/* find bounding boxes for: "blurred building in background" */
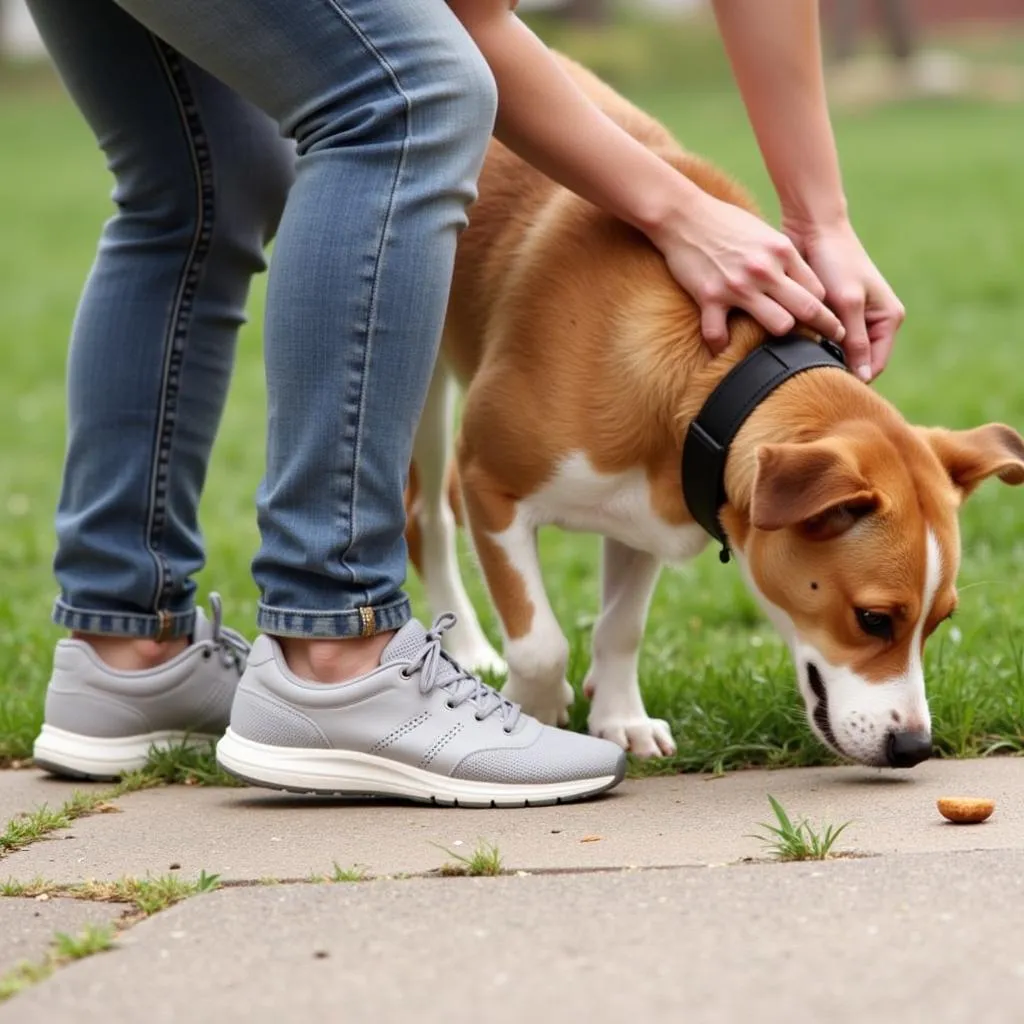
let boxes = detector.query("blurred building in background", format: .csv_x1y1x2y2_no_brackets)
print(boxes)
4,0,1023,108
516,0,1024,25
4,0,1024,58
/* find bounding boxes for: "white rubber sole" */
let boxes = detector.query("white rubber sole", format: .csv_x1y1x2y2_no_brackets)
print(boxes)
33,724,219,780
216,729,625,808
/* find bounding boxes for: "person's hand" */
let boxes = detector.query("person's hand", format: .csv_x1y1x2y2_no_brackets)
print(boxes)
649,189,846,356
784,218,905,382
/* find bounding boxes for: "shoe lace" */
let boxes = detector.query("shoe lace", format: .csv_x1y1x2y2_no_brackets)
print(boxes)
399,613,520,733
204,592,251,672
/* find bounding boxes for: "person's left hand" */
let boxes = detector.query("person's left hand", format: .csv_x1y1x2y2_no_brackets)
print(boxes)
783,218,905,383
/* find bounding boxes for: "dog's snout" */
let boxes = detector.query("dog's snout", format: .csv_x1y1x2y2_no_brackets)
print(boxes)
886,729,933,769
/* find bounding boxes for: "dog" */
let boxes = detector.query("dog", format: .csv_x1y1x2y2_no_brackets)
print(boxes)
403,54,1024,769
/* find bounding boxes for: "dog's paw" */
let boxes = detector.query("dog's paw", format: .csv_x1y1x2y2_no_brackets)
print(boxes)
447,640,507,679
588,713,676,758
501,675,574,727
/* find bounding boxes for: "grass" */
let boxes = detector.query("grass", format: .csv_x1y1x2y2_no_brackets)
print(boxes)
0,870,221,914
0,959,52,1003
73,870,222,915
307,862,370,884
51,922,116,960
0,922,116,1004
0,868,217,1005
434,841,506,877
0,876,59,897
749,795,853,862
0,772,158,857
1,29,1023,778
327,862,369,883
140,742,243,788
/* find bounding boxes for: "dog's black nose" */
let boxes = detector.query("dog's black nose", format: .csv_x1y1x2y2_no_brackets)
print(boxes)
886,730,933,768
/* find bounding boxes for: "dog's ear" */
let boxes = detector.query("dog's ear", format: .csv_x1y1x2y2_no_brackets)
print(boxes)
751,439,883,536
920,424,1024,497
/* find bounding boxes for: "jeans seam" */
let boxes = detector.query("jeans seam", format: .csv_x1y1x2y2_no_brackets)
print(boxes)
320,0,412,609
145,38,216,623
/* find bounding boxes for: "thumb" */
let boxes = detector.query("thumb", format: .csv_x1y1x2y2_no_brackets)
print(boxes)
844,328,873,384
834,292,871,382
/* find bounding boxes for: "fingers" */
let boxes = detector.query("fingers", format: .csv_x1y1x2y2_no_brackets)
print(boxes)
780,246,827,303
766,275,845,343
830,287,871,381
742,292,797,337
700,301,731,354
698,262,844,354
700,288,802,352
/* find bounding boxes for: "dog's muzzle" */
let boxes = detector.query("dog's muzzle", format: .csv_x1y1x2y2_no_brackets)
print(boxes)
807,663,933,768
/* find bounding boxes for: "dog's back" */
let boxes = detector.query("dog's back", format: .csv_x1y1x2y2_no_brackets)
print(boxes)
442,54,761,395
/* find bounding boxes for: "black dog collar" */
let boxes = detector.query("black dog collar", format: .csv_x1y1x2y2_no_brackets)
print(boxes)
681,334,849,564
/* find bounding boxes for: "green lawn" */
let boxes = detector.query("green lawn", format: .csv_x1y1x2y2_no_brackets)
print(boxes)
0,61,1022,774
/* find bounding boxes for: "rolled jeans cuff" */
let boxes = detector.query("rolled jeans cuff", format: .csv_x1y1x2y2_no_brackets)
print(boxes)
256,594,412,639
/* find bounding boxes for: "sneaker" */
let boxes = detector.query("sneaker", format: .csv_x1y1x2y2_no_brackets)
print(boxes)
216,614,627,808
33,594,250,780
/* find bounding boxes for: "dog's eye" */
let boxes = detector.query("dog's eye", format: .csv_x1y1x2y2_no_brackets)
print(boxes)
855,608,894,641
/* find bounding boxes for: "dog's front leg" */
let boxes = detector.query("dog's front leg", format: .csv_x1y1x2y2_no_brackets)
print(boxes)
458,465,574,726
584,539,676,757
411,364,506,676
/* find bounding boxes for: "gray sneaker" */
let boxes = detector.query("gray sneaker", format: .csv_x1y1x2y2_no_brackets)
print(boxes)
216,614,626,808
33,594,249,780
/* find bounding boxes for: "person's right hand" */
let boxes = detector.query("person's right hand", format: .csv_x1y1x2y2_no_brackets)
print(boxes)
648,189,846,355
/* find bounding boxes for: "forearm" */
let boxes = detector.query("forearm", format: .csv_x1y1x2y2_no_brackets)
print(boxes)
711,0,848,230
449,3,702,241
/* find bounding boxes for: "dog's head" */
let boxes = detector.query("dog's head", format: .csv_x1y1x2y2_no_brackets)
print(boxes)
731,419,1024,768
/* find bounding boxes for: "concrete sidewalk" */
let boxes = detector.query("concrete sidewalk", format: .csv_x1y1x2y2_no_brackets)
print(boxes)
5,849,1024,1024
4,757,1020,882
1,756,1021,1021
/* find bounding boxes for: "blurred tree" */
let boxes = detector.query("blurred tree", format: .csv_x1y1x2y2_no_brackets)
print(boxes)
560,0,610,25
827,0,918,65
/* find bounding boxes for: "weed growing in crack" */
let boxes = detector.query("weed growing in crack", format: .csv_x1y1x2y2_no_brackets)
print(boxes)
52,922,116,961
434,841,504,877
749,795,852,861
0,876,58,898
73,870,221,916
0,923,116,1004
0,771,159,859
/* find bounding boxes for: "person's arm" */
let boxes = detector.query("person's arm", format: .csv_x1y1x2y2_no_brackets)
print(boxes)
447,0,844,353
711,0,905,379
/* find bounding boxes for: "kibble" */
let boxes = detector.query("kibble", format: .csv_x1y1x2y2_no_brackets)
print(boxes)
937,796,995,824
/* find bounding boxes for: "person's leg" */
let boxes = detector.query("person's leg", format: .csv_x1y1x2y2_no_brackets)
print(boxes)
29,0,292,777
38,0,627,800
29,0,294,649
107,0,497,678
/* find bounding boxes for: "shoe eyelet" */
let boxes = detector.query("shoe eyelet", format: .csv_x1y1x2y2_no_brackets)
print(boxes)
202,649,212,660
399,668,413,680
502,726,513,735
445,700,456,710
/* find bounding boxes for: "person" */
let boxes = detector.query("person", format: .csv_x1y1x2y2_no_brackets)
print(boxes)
28,0,904,805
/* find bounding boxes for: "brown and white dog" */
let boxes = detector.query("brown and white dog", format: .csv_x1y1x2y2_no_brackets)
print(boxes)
404,55,1024,769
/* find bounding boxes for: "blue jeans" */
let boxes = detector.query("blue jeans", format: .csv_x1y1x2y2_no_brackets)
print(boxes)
27,0,497,640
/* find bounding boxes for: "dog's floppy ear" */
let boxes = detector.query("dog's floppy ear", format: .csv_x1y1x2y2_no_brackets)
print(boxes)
920,424,1024,497
751,439,883,535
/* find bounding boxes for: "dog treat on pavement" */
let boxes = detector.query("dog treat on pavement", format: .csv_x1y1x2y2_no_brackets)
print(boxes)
936,797,995,824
